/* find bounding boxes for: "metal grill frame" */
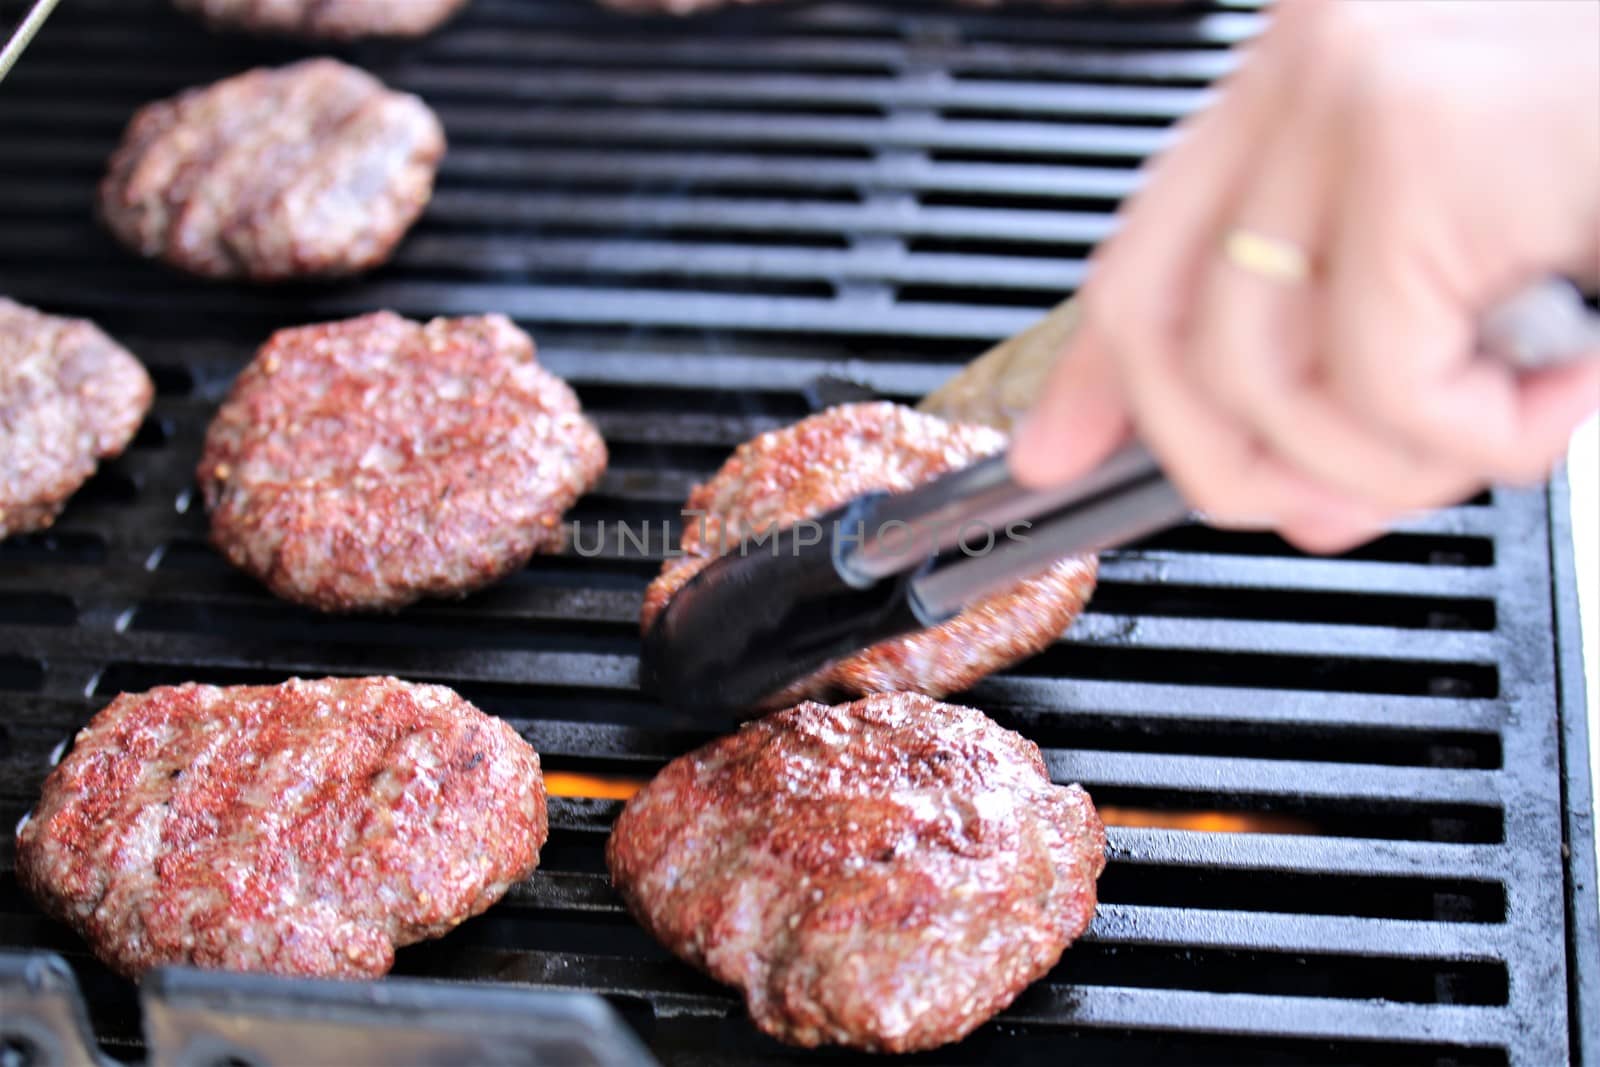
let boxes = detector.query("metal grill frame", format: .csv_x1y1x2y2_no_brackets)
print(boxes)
0,1,1595,1063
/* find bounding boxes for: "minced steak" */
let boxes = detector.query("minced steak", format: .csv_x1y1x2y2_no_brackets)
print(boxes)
174,0,470,37
17,676,546,980
100,59,444,282
607,693,1105,1052
641,402,1097,708
199,311,606,612
0,298,153,540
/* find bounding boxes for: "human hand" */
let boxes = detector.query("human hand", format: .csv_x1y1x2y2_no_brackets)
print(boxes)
1010,0,1600,552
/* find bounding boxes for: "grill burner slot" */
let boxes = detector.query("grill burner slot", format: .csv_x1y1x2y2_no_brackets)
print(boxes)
0,658,44,692
1088,789,1502,845
0,594,75,628
1099,865,1506,925
66,469,139,508
638,1020,1512,1067
986,716,1502,770
0,533,107,565
1011,645,1499,699
1130,527,1495,566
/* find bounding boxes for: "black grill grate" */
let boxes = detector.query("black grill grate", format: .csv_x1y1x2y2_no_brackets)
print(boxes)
0,1,1593,1064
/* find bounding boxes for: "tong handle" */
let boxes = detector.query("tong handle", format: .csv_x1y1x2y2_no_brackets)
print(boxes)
916,298,1081,432
1479,278,1600,370
906,458,1185,623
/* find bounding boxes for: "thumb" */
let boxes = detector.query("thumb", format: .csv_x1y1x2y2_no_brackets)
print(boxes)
1501,356,1600,483
1010,323,1132,488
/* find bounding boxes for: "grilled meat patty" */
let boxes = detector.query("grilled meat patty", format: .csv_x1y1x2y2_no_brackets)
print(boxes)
641,402,1097,707
100,59,444,281
199,311,607,612
18,676,547,980
0,298,153,540
607,693,1106,1052
174,0,470,37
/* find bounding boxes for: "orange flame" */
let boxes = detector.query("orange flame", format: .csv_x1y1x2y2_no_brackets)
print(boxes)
545,771,644,801
544,772,1313,834
1096,806,1313,835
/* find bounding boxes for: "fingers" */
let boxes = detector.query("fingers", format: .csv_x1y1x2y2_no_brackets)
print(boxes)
1094,0,1322,290
1507,358,1600,482
1104,283,1386,536
1319,60,1599,487
1009,325,1130,488
1019,0,1599,558
1013,0,1318,489
1183,39,1476,515
1322,240,1597,489
1278,513,1391,556
1083,0,1389,534
1011,296,1372,531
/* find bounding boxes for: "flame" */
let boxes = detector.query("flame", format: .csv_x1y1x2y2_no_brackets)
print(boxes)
545,771,644,801
544,772,1313,834
1096,806,1313,835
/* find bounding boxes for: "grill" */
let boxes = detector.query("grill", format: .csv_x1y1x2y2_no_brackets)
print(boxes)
1,0,1595,1063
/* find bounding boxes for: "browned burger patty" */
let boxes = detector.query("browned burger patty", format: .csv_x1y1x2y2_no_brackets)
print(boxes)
641,402,1097,707
0,298,153,540
174,0,470,38
199,311,607,612
607,693,1105,1052
18,676,547,980
100,59,444,282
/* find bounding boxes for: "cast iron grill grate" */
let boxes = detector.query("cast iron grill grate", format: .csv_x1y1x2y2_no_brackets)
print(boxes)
0,1,1593,1064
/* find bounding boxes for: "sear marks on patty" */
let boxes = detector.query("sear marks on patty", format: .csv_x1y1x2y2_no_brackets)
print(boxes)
199,311,607,612
17,676,547,980
174,0,470,38
641,402,1097,708
0,298,153,540
100,59,444,282
607,693,1106,1052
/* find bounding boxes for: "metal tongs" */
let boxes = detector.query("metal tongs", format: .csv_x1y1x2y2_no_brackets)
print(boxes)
641,278,1600,714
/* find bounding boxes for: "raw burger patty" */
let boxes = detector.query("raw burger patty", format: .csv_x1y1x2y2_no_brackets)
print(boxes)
174,0,470,37
608,693,1106,1052
100,59,444,281
641,402,1097,707
199,311,607,612
18,676,547,980
0,298,153,540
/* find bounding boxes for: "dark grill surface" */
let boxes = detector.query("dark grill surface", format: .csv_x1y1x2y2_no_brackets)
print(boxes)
0,1,1593,1064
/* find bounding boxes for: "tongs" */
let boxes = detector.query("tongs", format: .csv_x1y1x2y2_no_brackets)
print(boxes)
642,278,1600,714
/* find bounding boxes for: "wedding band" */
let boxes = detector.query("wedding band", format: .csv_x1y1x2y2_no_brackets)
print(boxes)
1222,229,1310,283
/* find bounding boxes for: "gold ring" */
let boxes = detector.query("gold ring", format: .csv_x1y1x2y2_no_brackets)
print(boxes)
1222,229,1310,283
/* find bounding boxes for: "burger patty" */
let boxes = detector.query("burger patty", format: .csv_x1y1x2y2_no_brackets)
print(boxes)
607,693,1106,1052
17,676,547,980
173,0,470,37
199,311,607,612
100,59,444,282
641,402,1097,707
0,298,153,540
